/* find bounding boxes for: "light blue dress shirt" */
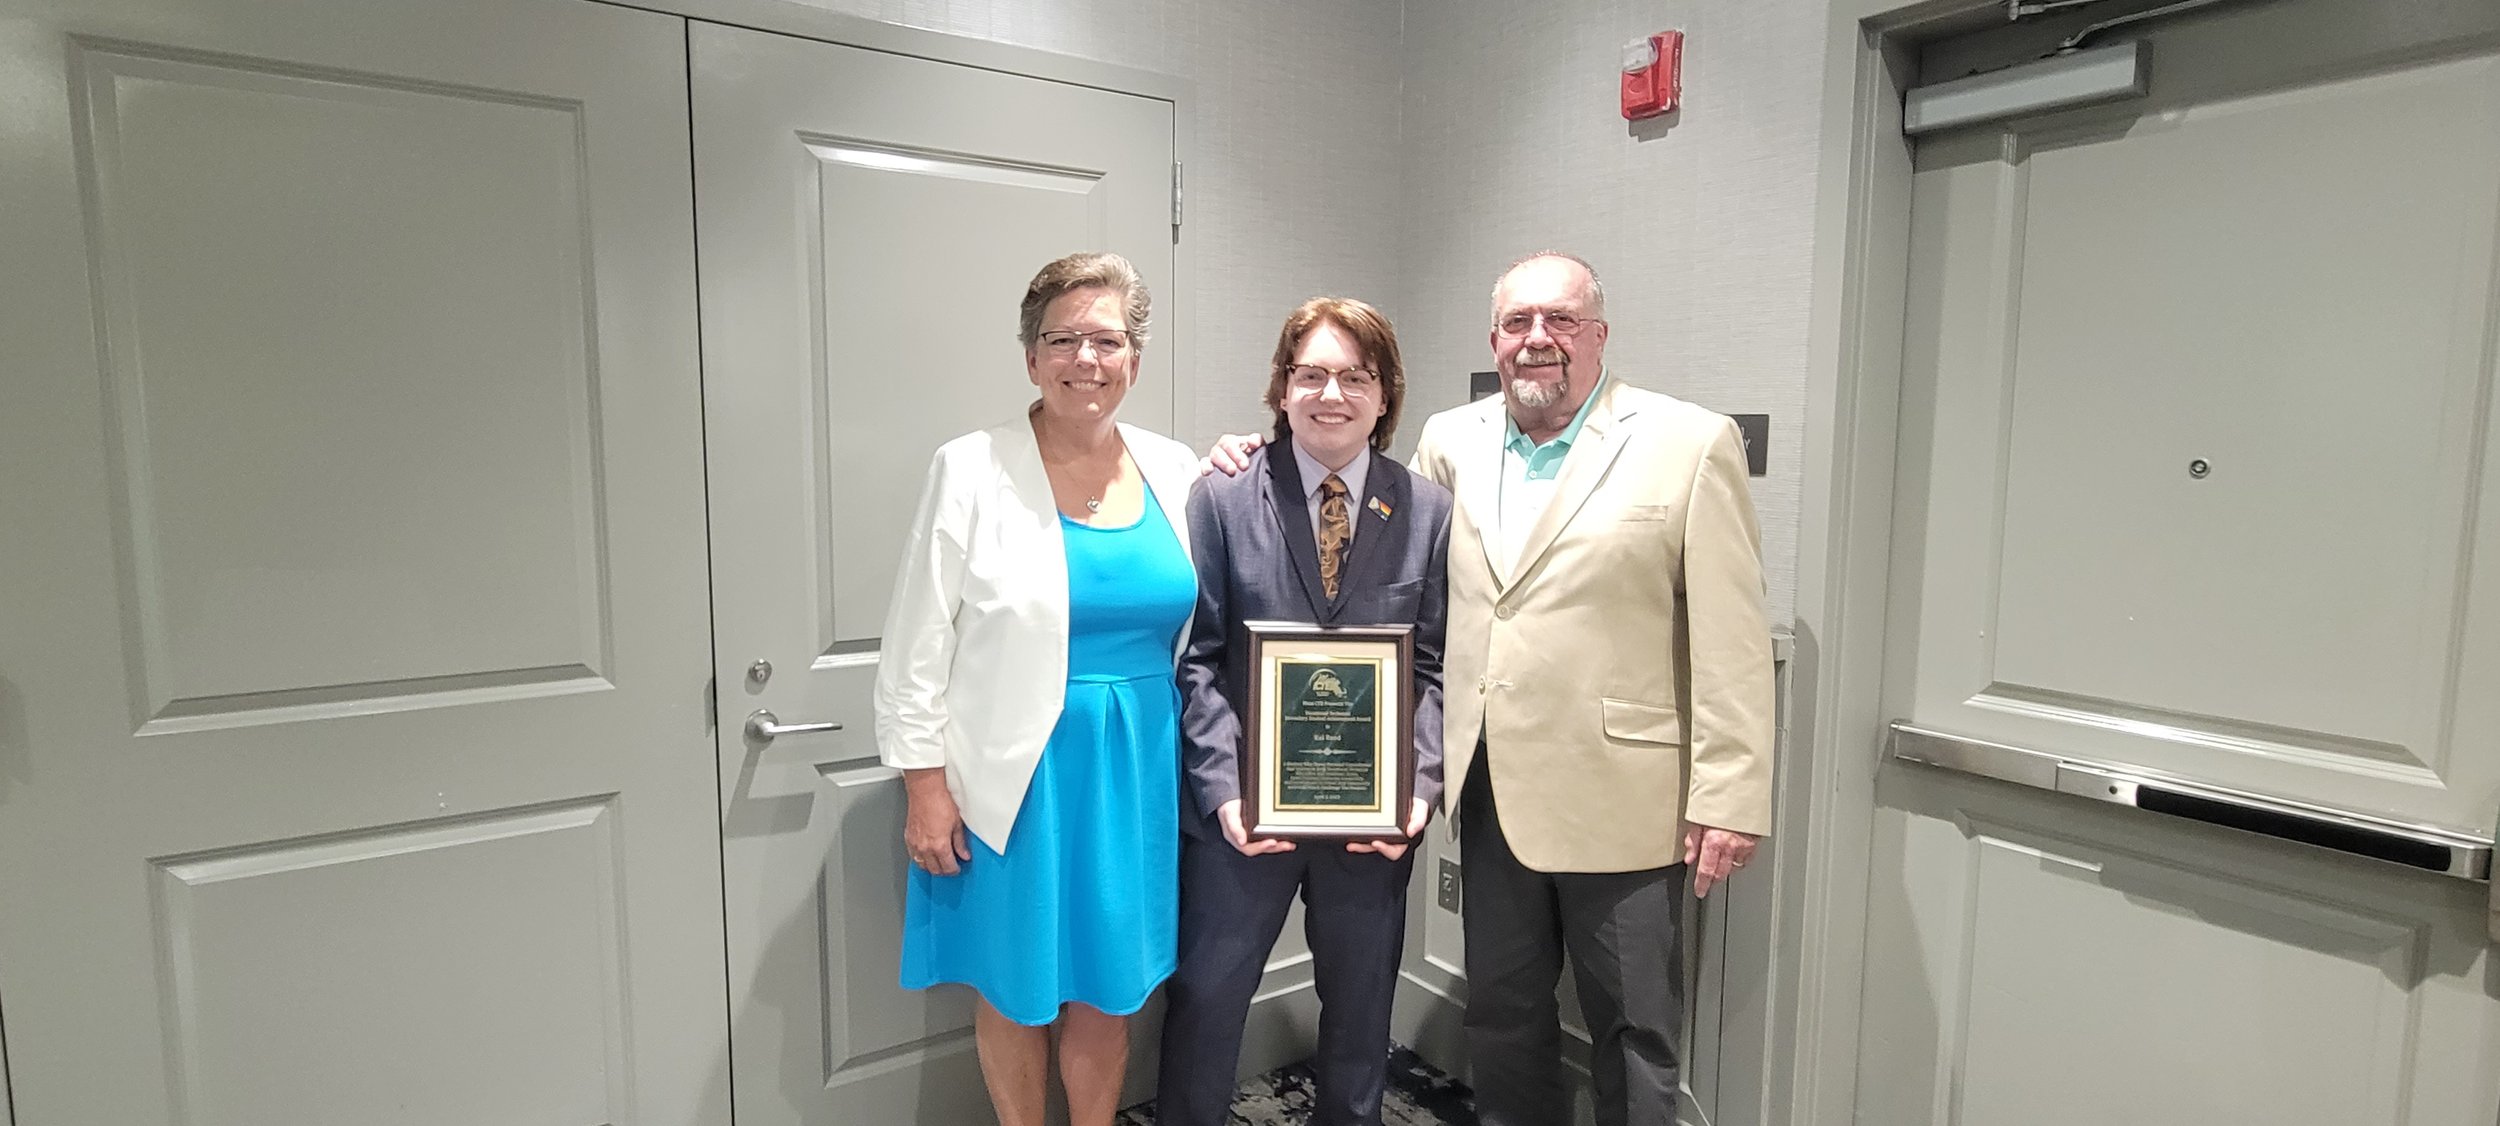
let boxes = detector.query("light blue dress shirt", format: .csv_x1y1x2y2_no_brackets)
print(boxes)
1290,437,1371,547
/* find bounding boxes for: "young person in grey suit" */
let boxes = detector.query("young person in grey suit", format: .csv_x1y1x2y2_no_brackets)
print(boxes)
1156,297,1453,1126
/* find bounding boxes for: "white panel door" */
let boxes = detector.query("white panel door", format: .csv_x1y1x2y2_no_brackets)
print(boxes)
0,1,726,1124
1859,1,2500,1122
690,21,1177,1124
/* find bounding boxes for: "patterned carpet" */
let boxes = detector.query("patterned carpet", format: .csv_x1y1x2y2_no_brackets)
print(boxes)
1116,1045,1479,1126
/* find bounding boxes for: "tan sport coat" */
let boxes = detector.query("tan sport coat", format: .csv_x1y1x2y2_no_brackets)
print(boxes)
1410,377,1775,873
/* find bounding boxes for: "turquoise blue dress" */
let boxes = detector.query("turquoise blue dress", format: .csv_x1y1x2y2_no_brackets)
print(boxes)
897,490,1195,1025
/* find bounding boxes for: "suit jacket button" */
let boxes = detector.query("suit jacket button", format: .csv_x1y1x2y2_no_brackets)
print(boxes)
1476,676,1488,694
1495,605,1515,620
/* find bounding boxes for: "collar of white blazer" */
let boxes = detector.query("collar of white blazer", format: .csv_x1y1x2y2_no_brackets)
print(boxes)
871,417,1201,855
1459,377,1639,590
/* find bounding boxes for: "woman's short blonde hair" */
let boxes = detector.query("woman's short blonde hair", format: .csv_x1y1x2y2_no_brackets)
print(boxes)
1018,252,1152,353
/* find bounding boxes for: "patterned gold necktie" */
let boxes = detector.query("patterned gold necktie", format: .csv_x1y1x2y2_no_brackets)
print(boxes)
1318,474,1351,600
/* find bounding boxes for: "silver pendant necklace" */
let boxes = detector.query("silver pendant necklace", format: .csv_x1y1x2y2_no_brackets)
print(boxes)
1084,496,1102,513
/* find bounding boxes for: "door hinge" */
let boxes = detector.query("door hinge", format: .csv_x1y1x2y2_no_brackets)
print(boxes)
1171,161,1184,228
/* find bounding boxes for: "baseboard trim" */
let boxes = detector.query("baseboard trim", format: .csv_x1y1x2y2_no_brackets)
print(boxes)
1389,969,1466,1084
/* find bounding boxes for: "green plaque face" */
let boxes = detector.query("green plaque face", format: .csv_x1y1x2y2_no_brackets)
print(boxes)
1274,659,1383,811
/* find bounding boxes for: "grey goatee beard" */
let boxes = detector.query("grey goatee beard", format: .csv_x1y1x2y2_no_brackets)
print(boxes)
1508,350,1569,409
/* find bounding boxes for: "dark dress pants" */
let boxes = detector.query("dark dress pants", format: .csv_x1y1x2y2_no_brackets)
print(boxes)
1157,816,1416,1126
1459,760,1685,1126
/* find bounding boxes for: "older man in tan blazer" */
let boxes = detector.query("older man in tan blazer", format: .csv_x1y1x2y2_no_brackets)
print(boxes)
1408,252,1774,1126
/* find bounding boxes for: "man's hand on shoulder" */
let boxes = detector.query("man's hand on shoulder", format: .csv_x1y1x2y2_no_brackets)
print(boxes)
1200,433,1263,477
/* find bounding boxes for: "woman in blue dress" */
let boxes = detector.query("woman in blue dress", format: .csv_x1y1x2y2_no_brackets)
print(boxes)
874,252,1201,1126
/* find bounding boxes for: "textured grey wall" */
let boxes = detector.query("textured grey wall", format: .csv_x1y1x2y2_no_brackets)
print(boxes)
784,0,1824,621
778,0,1408,456
1396,1,1824,623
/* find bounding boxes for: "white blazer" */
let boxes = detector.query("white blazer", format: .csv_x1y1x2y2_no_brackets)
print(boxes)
874,414,1200,853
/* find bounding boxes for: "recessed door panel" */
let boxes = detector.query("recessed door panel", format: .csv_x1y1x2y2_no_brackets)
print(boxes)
153,802,625,1126
808,144,1112,649
77,46,611,729
1855,773,2487,1126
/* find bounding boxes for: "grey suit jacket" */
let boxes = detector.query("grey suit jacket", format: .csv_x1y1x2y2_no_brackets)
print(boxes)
1177,444,1453,841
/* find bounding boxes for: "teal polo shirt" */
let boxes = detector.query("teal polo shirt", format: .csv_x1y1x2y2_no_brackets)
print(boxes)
1496,372,1607,575
1501,370,1608,483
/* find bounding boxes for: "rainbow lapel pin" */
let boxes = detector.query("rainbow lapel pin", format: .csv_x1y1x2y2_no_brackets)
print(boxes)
1367,496,1393,521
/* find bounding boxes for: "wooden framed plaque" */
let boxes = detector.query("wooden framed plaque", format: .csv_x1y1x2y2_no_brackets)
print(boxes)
1241,620,1416,840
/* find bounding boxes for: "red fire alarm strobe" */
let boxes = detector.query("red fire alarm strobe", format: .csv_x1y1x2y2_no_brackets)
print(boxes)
1622,30,1683,120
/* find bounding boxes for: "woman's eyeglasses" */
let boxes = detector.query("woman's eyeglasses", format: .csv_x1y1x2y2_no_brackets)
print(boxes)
1037,330,1134,357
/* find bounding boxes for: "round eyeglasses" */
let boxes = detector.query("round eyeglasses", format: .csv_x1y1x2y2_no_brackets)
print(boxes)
1287,365,1381,396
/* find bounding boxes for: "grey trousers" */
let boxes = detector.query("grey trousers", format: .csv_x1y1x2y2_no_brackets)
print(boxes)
1459,761,1685,1126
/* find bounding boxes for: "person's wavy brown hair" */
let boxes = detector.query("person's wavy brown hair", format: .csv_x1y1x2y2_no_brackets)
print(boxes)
1262,297,1405,453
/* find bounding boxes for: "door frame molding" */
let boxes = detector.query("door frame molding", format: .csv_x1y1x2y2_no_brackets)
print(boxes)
597,0,1201,442
2,987,13,1126
1779,1,1995,1122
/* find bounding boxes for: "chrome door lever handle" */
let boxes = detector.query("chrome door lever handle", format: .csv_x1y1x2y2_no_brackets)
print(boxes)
744,709,843,742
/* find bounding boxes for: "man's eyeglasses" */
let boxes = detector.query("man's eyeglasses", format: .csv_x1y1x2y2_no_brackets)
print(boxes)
1287,365,1381,396
1494,310,1599,338
1038,330,1134,358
